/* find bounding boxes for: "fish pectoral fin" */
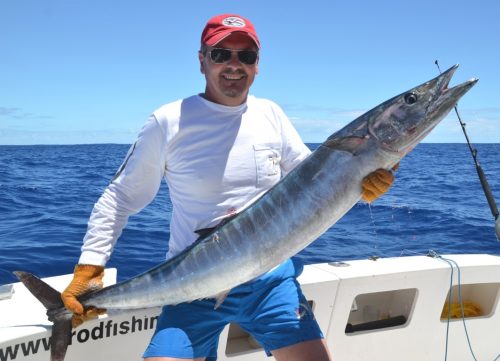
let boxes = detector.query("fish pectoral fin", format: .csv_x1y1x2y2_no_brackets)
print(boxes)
194,214,239,241
194,227,214,240
213,290,231,309
323,136,368,155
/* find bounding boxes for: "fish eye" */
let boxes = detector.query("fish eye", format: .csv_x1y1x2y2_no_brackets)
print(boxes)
404,92,418,105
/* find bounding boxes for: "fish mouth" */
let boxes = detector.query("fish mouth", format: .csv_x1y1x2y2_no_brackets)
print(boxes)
439,77,479,105
436,64,459,95
421,70,478,142
431,64,478,112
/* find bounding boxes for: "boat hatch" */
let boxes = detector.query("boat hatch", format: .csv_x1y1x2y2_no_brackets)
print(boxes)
440,282,500,320
345,288,417,334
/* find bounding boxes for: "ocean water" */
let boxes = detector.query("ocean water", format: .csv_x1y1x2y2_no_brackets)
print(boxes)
0,143,499,286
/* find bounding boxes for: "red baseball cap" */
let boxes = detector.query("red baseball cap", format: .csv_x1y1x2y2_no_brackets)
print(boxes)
201,14,260,49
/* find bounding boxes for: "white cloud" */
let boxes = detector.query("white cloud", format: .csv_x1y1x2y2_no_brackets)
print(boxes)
0,128,137,145
0,106,53,121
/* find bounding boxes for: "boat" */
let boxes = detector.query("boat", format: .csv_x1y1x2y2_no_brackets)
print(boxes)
1,253,499,360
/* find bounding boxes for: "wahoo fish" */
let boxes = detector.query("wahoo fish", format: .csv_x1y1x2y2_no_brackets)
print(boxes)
15,64,477,361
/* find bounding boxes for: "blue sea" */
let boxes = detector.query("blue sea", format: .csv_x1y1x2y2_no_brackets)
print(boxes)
1,143,499,286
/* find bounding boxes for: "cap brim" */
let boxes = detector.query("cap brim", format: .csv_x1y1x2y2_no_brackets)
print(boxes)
206,30,260,48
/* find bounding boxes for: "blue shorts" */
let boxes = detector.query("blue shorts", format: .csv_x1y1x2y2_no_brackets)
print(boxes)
143,258,323,360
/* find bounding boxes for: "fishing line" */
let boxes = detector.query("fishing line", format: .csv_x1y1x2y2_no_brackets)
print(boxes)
428,251,480,361
434,60,500,240
398,249,427,257
366,203,375,225
366,203,381,257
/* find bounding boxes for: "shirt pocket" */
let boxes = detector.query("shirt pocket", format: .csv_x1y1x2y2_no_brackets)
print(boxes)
253,143,282,187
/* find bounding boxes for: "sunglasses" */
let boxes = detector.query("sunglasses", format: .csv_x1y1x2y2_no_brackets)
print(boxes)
207,48,259,65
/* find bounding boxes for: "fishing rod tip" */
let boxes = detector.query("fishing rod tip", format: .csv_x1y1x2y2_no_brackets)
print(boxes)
495,217,500,241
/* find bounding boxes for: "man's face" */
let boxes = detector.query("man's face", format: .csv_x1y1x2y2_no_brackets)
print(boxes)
199,33,259,106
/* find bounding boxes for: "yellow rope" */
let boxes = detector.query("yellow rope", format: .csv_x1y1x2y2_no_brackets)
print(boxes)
441,301,483,319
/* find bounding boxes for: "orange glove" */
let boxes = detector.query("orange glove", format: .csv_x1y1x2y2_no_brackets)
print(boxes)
361,165,397,203
61,264,106,328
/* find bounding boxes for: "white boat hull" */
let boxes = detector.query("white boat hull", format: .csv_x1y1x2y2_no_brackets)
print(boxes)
1,254,499,360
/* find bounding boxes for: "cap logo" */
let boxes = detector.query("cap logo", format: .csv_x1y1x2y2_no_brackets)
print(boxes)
222,16,246,28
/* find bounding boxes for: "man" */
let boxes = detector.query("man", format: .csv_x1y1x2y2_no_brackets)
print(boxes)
62,14,394,361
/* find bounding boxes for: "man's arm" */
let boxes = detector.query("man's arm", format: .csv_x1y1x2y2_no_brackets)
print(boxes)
61,115,167,325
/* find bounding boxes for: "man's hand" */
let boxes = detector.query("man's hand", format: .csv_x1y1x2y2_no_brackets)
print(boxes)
61,264,107,328
361,165,398,203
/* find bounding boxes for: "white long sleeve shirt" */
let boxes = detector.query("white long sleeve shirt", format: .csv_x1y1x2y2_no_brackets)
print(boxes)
79,95,311,266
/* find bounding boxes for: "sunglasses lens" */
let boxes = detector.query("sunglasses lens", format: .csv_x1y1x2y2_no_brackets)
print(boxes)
238,51,258,65
209,48,258,65
210,49,231,63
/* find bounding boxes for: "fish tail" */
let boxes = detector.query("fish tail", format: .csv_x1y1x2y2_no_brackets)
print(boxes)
14,271,73,361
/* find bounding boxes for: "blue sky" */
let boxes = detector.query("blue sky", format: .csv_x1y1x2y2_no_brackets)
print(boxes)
1,0,499,145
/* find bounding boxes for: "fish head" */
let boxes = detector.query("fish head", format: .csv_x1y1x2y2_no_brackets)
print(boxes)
368,64,478,155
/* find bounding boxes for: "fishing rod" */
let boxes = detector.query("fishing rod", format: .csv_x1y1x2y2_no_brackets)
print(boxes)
434,60,500,240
